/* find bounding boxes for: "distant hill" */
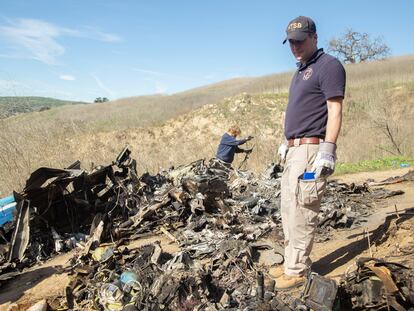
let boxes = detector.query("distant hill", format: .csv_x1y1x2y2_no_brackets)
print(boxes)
0,96,89,119
0,54,413,194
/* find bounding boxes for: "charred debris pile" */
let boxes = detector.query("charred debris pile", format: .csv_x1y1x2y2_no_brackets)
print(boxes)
0,147,412,310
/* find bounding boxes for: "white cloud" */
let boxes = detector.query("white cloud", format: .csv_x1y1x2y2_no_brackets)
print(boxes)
155,83,167,94
143,77,167,94
0,18,121,65
65,26,121,42
0,19,64,64
59,74,76,81
133,68,169,93
89,29,121,42
90,73,115,97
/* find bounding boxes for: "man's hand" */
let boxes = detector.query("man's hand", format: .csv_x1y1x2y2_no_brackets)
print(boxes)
277,143,288,162
311,142,336,178
244,148,253,154
246,135,254,141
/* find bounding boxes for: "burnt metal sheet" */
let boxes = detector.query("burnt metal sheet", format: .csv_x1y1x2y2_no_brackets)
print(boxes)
8,199,30,262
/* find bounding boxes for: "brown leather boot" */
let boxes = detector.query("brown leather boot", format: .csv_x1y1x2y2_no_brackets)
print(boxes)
268,265,284,279
275,274,305,291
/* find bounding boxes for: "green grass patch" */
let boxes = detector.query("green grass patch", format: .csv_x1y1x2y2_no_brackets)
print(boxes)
335,157,414,175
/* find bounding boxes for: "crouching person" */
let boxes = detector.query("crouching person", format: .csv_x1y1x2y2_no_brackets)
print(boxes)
215,125,253,167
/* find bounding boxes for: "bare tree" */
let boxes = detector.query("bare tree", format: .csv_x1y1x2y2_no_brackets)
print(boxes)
328,29,390,64
366,92,406,157
372,107,403,156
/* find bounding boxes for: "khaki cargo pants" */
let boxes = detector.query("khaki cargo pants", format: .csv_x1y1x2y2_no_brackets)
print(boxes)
281,143,326,276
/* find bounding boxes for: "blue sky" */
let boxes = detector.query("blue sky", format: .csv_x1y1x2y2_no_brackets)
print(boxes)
0,0,413,102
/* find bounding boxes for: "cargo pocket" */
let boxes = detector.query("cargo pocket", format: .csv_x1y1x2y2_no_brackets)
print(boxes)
296,176,326,207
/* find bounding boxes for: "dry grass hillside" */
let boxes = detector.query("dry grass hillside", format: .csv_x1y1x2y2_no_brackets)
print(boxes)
1,55,414,195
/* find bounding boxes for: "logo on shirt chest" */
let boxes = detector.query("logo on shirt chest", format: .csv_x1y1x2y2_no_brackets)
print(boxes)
303,67,313,80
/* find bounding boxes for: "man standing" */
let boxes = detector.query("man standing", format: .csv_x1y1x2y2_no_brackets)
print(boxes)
270,16,346,290
215,125,253,165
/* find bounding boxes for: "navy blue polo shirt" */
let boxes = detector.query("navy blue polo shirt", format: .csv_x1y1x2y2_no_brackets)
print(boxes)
284,48,346,140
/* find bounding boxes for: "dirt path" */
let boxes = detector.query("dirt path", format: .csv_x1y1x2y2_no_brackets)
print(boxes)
312,168,414,279
0,168,412,310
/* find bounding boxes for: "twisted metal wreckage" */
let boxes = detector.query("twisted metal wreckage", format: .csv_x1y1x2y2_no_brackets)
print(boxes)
0,147,413,310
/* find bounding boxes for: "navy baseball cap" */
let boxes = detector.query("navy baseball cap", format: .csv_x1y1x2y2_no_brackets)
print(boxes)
283,16,316,44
